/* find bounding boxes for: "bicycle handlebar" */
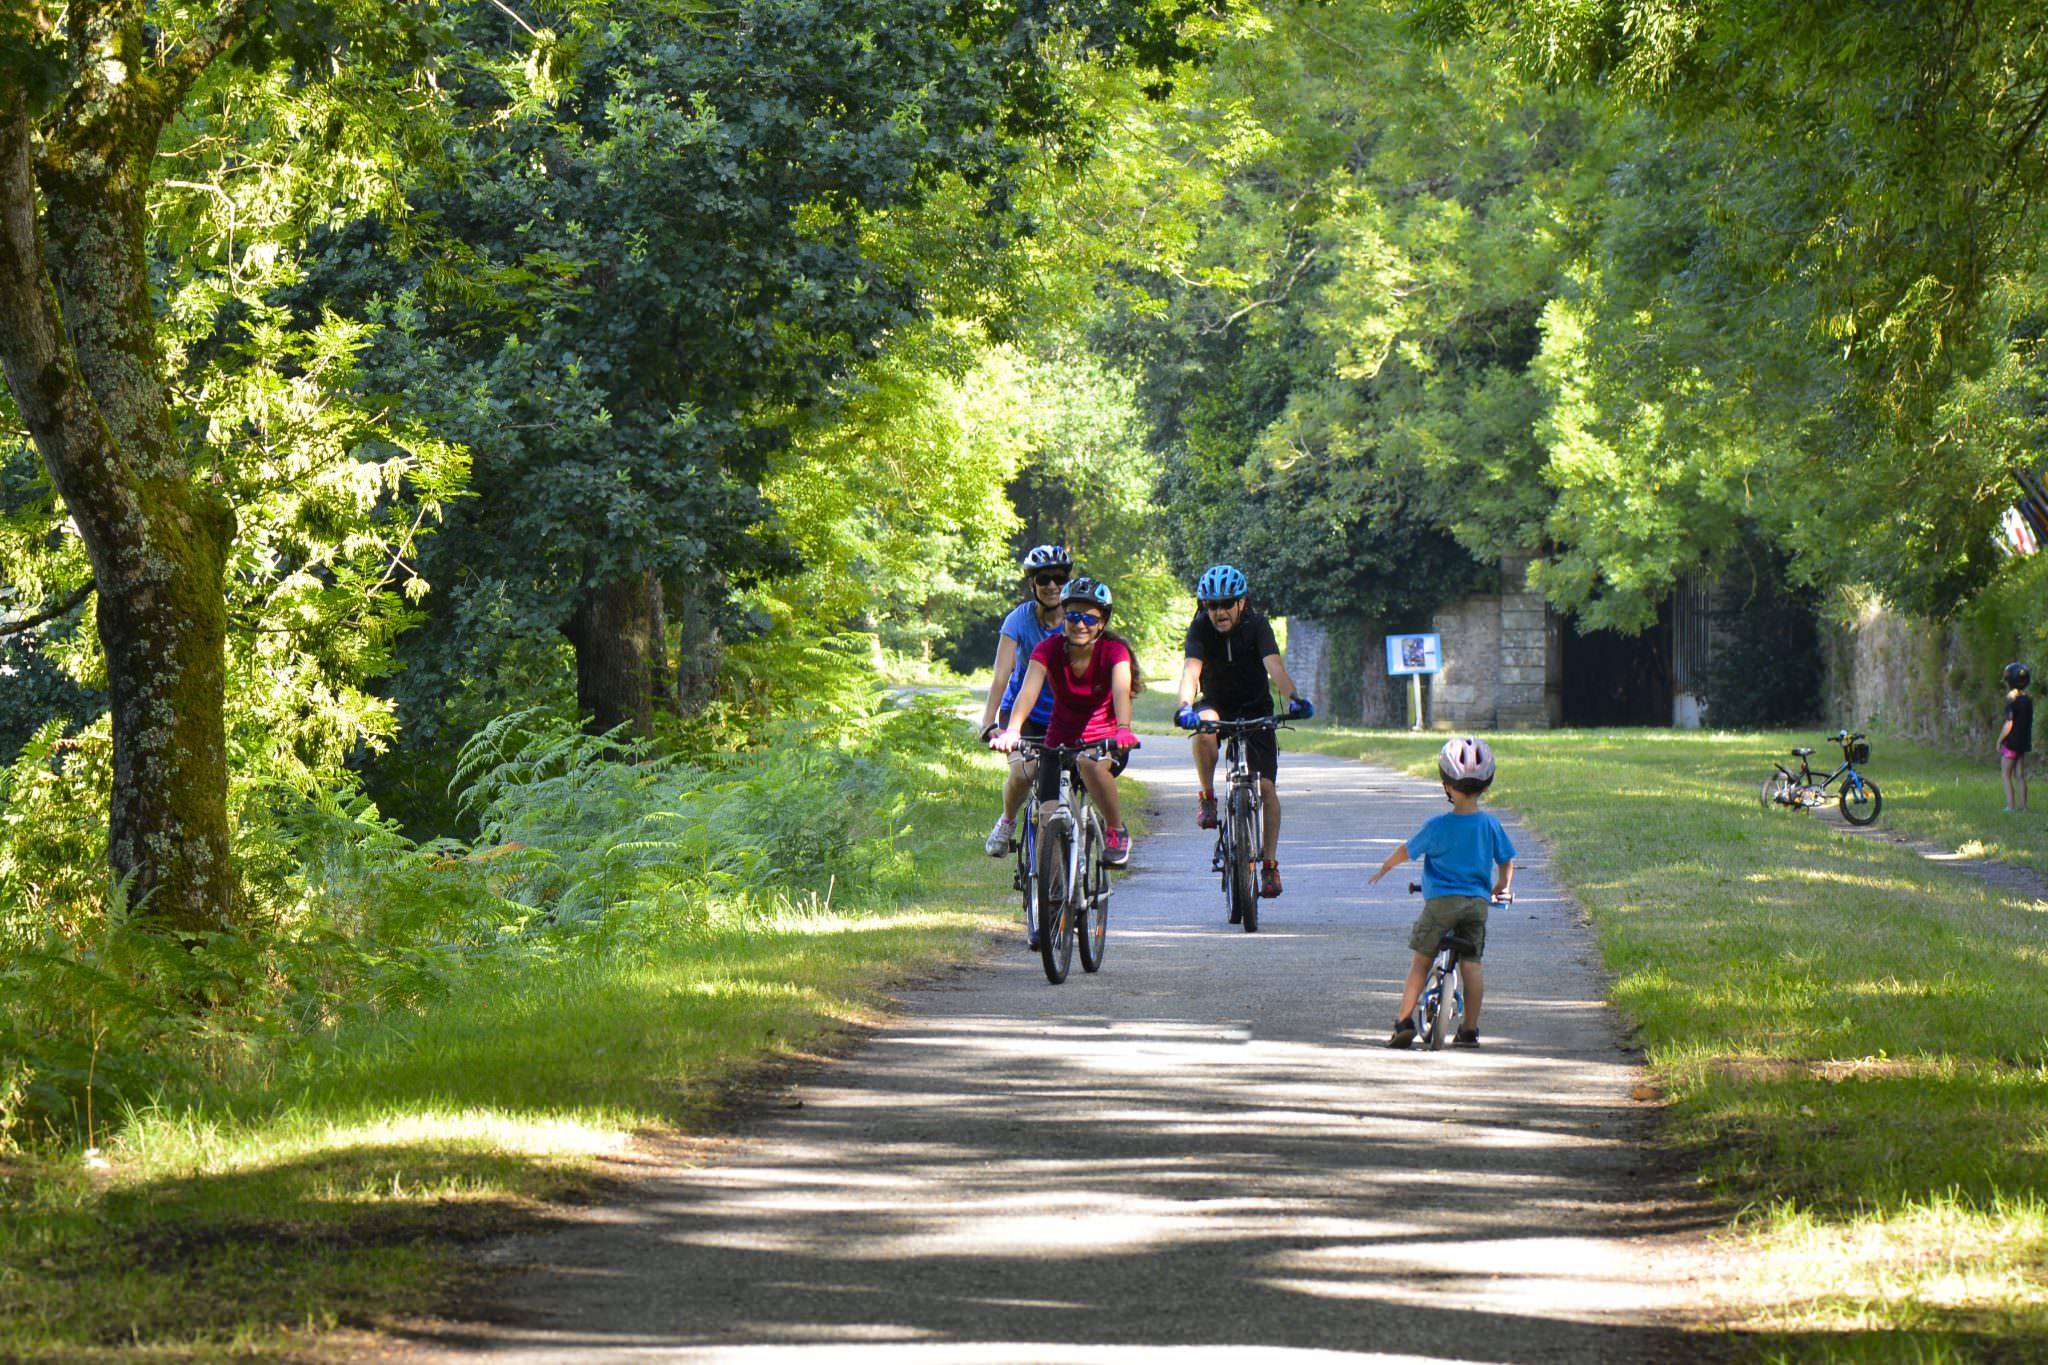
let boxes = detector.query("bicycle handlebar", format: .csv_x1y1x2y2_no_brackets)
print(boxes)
1192,716,1289,735
1406,880,1513,904
1006,738,1125,760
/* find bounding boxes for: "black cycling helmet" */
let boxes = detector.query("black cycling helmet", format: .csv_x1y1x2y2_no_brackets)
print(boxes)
2006,661,2031,690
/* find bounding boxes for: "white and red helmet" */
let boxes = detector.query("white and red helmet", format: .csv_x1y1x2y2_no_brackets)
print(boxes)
1438,735,1496,786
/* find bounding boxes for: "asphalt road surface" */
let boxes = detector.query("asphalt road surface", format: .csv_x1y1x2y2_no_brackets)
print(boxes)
401,741,1727,1364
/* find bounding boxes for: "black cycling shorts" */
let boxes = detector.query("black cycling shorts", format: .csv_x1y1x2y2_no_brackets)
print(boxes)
1202,704,1278,783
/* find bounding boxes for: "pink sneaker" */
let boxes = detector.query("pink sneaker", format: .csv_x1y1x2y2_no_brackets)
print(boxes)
1103,826,1131,867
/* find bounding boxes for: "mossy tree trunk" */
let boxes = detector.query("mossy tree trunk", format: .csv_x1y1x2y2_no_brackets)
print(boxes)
0,6,246,934
674,570,725,715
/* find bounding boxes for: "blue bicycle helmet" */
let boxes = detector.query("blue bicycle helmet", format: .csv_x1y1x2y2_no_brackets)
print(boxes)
1061,576,1113,613
1196,564,1248,602
2006,661,2031,690
1021,544,1072,572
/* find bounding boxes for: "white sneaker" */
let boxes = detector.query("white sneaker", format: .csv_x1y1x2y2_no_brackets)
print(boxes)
984,816,1014,857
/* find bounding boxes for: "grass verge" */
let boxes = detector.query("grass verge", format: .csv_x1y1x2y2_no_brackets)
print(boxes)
0,746,1023,1363
1289,722,2048,1359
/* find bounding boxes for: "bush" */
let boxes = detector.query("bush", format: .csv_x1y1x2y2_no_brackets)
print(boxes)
0,692,978,1149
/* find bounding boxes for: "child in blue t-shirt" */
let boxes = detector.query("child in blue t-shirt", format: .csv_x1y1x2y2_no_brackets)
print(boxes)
1367,736,1515,1048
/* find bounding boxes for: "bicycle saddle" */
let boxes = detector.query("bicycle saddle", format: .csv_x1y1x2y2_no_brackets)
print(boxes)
1790,747,1814,757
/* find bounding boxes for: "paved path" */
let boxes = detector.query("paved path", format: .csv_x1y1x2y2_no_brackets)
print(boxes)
400,744,1726,1363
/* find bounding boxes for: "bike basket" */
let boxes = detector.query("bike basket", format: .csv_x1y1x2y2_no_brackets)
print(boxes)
1849,741,1871,764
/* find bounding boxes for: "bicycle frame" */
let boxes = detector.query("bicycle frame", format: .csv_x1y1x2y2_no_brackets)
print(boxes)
1197,716,1284,932
1018,740,1113,981
1405,883,1503,1050
1771,740,1873,804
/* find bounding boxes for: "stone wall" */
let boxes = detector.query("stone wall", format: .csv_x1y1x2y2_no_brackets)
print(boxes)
1286,556,1562,731
1824,600,1985,748
1494,554,1559,728
1429,592,1498,728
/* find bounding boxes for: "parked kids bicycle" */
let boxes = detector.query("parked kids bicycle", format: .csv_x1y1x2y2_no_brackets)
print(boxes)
1760,730,1883,825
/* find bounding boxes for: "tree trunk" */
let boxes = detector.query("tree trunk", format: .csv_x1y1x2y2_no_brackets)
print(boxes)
647,577,675,717
564,572,659,740
675,570,726,715
0,71,238,934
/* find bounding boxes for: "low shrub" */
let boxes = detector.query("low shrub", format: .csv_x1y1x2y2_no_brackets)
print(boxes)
0,693,977,1150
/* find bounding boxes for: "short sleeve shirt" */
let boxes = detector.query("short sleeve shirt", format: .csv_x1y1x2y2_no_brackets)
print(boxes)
998,601,1061,725
2005,694,2034,755
1184,607,1282,716
1030,635,1134,746
1407,810,1516,901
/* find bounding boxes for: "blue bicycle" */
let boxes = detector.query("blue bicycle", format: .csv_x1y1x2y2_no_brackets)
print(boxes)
1760,730,1883,826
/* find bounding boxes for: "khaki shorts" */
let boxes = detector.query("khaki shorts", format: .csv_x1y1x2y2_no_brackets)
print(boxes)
1408,895,1489,960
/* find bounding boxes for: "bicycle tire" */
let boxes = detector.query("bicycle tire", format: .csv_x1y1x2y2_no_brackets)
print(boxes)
1038,820,1075,983
1424,957,1458,1050
1229,787,1258,933
1840,777,1883,826
1078,817,1108,973
1017,819,1037,949
1759,771,1792,810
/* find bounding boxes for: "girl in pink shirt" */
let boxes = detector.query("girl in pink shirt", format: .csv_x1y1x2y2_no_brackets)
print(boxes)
993,577,1139,865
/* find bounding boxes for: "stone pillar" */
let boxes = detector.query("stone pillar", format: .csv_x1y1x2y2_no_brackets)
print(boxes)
1496,554,1555,728
1284,616,1331,716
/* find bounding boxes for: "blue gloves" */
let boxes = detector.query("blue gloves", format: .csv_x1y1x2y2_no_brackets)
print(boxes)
1287,695,1315,720
1175,704,1200,730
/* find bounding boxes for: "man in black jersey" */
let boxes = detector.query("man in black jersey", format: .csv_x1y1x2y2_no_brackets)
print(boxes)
1174,564,1313,900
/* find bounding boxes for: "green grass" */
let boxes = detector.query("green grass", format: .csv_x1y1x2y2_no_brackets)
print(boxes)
1289,722,2048,1357
0,755,1022,1362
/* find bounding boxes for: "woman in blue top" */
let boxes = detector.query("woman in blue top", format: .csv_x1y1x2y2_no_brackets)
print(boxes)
977,544,1070,855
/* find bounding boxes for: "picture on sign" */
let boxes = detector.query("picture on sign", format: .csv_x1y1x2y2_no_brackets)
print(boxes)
1385,632,1443,676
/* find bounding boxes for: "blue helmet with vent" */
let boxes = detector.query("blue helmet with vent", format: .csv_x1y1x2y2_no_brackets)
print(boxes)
1195,564,1248,602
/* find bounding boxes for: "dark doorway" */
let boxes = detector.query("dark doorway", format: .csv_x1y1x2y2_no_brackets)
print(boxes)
1561,609,1672,726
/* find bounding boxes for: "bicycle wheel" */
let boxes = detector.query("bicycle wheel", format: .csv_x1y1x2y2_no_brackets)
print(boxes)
1759,771,1792,810
1840,777,1883,826
1037,821,1075,983
1424,957,1458,1050
1016,820,1037,949
1229,787,1257,933
1078,818,1108,974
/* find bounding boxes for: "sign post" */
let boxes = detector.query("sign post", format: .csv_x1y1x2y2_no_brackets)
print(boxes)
1384,633,1443,731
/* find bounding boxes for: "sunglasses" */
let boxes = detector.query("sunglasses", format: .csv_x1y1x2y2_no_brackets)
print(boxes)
1034,574,1070,588
1063,611,1104,627
1203,598,1244,611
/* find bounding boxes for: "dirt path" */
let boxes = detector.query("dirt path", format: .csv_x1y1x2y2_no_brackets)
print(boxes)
394,746,1735,1363
1825,805,2048,903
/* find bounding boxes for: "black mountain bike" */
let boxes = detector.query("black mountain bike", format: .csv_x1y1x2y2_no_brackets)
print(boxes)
1198,716,1285,934
1021,739,1120,983
1760,730,1883,826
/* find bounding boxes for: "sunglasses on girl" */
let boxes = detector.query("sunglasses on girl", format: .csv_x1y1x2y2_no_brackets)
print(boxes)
1064,610,1103,627
1034,574,1070,588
